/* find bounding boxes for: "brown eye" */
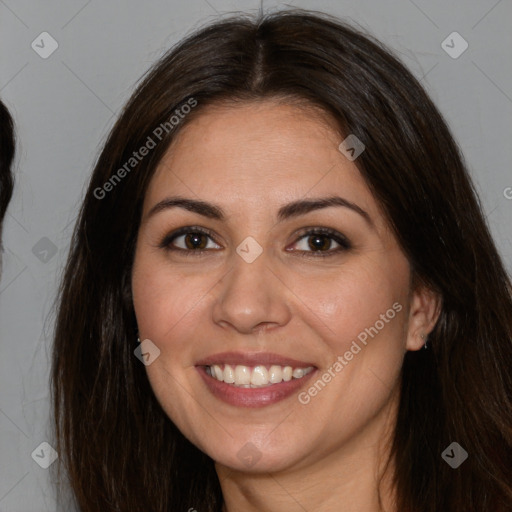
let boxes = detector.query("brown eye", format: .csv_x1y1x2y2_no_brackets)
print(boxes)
289,227,351,258
182,232,208,250
159,227,221,254
306,234,334,251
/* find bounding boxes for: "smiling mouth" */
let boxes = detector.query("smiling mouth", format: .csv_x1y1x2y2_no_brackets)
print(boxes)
204,364,315,388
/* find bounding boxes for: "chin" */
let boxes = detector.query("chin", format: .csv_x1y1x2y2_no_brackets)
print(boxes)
202,430,311,474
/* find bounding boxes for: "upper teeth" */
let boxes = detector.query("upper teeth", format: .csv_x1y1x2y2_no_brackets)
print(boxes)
206,364,314,387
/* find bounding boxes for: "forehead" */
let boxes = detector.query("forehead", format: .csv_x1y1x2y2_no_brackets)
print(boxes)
143,100,382,224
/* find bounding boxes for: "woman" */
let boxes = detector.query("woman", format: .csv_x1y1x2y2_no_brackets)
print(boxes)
51,9,512,512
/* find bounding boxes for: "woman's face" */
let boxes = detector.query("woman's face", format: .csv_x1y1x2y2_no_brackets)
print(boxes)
132,100,434,474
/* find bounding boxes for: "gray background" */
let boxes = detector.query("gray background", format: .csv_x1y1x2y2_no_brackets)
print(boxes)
1,0,511,510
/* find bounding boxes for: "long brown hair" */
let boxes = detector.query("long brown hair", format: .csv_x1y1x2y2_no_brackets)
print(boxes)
50,9,512,511
0,99,15,239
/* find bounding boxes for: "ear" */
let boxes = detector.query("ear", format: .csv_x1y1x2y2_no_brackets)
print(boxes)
405,285,442,351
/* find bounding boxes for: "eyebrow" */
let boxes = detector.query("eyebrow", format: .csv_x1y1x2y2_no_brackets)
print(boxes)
145,195,373,227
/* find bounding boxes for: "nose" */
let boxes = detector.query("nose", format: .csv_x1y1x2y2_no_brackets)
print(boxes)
211,248,292,335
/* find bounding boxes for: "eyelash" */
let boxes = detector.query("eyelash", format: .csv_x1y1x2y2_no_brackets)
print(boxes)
158,226,352,258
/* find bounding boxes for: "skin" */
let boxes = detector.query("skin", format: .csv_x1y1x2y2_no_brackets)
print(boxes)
131,99,441,512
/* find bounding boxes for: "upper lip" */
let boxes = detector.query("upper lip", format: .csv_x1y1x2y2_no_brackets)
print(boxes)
196,351,316,368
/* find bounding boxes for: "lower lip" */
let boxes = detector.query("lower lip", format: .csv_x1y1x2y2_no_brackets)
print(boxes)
196,366,317,408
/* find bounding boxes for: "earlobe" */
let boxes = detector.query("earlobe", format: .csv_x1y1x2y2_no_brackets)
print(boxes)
405,285,442,351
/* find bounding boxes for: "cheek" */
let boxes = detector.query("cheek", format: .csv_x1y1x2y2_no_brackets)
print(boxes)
290,266,408,433
289,259,409,354
131,252,212,437
131,251,212,343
